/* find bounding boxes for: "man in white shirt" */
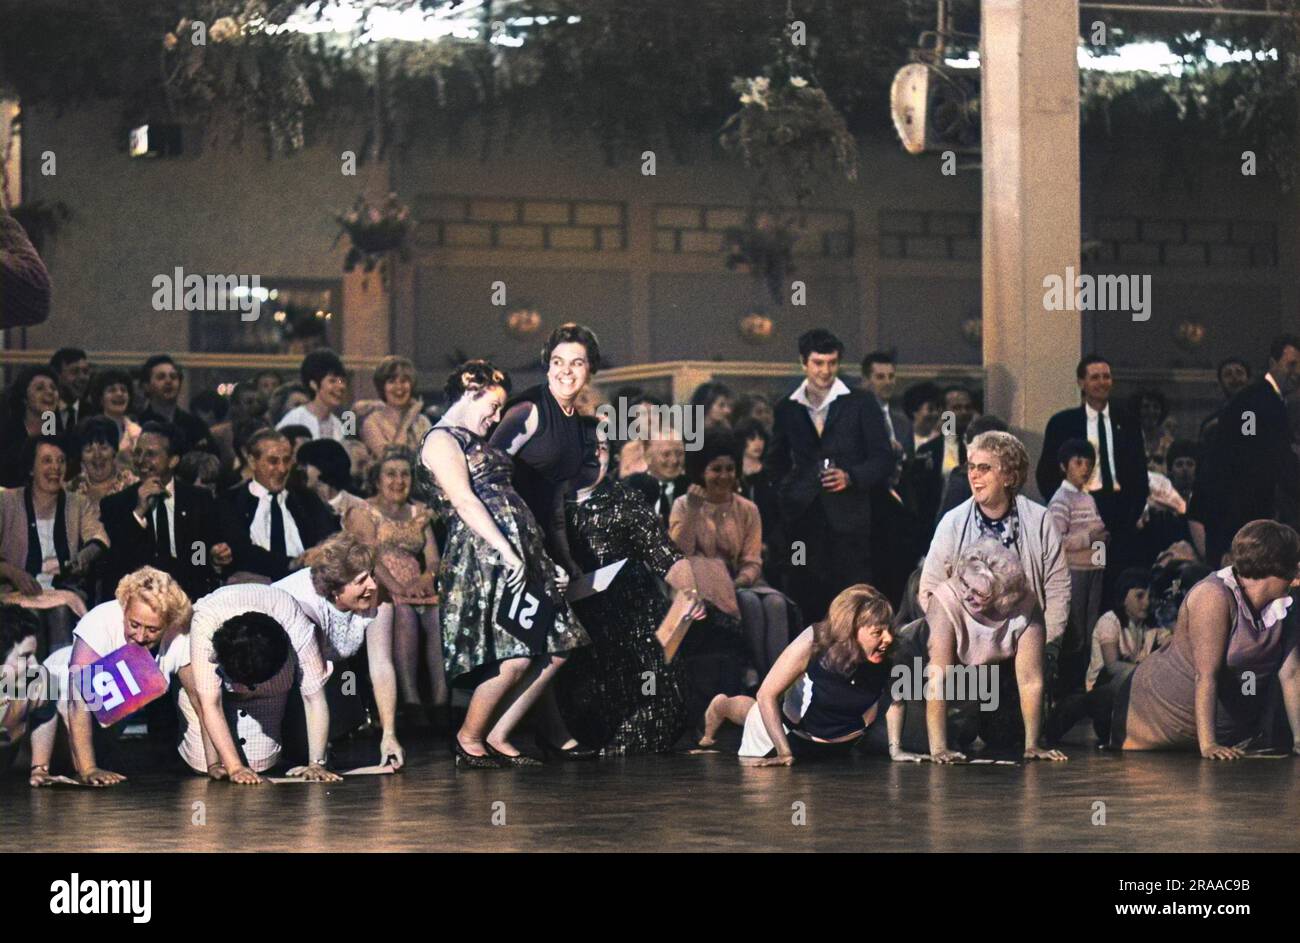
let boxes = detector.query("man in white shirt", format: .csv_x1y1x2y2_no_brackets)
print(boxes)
181,583,338,784
277,348,349,442
35,568,194,787
767,328,894,620
218,429,340,581
626,435,688,526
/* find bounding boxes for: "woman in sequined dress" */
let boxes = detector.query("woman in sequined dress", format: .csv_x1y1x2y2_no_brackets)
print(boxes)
558,420,704,753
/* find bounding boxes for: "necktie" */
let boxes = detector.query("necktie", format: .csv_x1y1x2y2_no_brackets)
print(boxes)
154,497,171,558
269,492,287,558
658,481,672,519
1097,413,1115,491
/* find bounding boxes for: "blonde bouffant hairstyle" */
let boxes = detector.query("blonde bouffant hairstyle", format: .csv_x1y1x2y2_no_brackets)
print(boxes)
115,567,192,633
951,540,1031,616
812,584,894,675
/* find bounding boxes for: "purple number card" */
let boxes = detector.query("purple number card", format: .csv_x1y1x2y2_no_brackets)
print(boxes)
79,644,168,727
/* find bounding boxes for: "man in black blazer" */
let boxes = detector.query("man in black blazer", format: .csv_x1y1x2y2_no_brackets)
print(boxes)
100,421,230,600
1194,334,1300,564
218,428,339,582
767,329,894,621
624,435,689,528
1036,354,1149,569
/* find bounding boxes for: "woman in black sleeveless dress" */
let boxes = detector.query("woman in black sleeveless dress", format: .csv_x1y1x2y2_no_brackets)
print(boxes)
489,323,602,757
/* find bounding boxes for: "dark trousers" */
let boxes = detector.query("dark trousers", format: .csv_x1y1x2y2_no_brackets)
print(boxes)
783,501,872,623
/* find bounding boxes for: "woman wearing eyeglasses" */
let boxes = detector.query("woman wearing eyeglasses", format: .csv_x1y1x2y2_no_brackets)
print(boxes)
918,431,1071,682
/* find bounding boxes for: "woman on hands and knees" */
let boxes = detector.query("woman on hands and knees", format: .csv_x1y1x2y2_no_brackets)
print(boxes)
1112,520,1300,759
422,361,589,768
883,541,1067,763
274,533,405,769
699,584,912,766
0,606,58,785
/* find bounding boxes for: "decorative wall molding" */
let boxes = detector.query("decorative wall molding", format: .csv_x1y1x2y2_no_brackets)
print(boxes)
654,204,853,258
412,195,627,251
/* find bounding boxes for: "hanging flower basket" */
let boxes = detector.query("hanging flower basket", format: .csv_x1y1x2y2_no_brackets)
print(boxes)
720,69,858,206
335,193,412,272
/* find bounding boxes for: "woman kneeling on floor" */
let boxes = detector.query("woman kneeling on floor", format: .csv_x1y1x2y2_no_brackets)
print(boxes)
698,584,913,766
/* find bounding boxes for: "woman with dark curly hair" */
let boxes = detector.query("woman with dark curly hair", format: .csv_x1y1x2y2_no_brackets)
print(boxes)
670,428,796,684
557,419,705,753
0,365,63,488
421,360,589,767
86,368,143,466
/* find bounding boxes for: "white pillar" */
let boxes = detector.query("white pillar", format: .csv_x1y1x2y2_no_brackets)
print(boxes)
981,0,1082,497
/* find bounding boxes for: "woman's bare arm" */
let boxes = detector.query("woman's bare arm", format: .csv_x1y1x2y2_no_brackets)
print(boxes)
1185,583,1237,759
421,430,524,589
748,628,815,764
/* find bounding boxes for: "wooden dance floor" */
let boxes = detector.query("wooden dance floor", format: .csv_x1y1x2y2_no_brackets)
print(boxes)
6,729,1299,853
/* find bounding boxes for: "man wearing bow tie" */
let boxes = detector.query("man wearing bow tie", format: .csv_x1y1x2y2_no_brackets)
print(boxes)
218,429,338,582
625,435,689,528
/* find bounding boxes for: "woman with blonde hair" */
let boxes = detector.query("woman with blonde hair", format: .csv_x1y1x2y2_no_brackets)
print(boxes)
887,541,1066,762
698,584,913,765
920,430,1071,667
31,566,194,787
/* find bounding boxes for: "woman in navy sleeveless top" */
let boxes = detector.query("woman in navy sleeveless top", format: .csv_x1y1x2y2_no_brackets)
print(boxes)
490,323,600,578
698,584,919,764
489,323,602,759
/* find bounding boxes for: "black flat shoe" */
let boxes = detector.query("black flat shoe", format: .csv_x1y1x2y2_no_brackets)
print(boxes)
453,739,503,769
538,737,600,761
484,742,545,767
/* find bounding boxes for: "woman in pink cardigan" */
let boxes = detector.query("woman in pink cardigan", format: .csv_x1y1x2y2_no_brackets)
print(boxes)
0,436,108,656
670,430,794,683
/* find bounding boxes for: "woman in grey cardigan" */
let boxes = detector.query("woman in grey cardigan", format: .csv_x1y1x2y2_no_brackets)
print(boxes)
919,431,1071,660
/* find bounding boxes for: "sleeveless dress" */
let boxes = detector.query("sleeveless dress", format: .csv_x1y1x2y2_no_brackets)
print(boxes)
425,425,588,686
351,500,438,606
490,385,588,572
738,650,890,758
1114,567,1296,750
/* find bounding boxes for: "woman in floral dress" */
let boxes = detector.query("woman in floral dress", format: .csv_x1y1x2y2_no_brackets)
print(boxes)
420,361,588,768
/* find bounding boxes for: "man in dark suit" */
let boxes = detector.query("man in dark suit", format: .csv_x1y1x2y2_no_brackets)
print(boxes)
136,354,218,455
218,428,339,582
1195,334,1300,564
625,435,689,528
767,328,894,621
860,351,911,457
100,421,230,600
910,383,979,530
50,347,92,430
1036,354,1149,569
